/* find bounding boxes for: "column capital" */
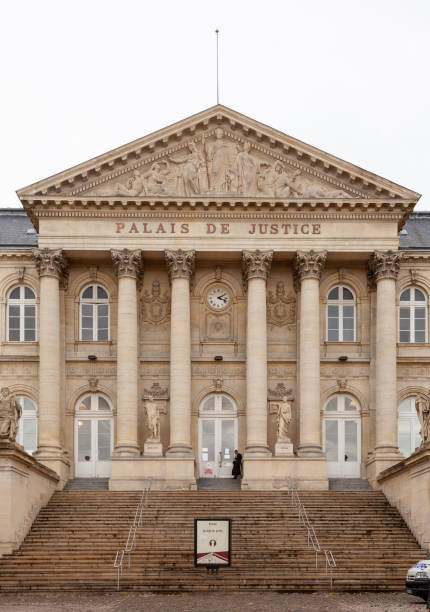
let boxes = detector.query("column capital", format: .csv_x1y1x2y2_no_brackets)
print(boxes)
293,249,327,289
242,249,273,286
165,249,195,281
32,248,68,284
111,248,143,280
368,250,403,284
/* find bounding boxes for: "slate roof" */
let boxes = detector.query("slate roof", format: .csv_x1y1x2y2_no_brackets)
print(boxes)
399,212,430,250
1,208,430,250
0,208,38,247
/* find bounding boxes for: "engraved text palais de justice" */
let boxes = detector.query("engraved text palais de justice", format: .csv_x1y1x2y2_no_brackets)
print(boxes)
114,222,322,236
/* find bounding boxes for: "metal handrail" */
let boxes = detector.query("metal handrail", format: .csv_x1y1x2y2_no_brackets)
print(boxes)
286,477,336,586
114,478,152,589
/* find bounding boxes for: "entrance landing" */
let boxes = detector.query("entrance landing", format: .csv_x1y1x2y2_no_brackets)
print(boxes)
197,478,241,491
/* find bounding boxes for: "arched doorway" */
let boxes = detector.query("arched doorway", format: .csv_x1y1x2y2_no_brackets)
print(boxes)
74,393,113,477
198,393,238,478
323,394,361,478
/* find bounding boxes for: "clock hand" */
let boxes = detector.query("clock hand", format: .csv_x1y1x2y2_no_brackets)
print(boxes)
217,295,227,302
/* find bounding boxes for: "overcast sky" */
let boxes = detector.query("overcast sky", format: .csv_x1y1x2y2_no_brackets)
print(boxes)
1,0,429,209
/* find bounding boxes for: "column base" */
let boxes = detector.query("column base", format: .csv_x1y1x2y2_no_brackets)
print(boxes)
166,444,194,458
297,442,324,457
245,445,272,457
112,443,140,458
366,446,404,487
33,448,70,487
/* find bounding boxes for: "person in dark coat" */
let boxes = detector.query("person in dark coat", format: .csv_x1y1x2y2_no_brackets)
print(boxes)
232,449,242,479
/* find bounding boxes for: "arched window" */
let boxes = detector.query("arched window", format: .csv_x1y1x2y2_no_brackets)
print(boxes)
16,396,38,455
399,288,427,343
7,285,37,342
80,284,109,341
326,285,355,342
398,396,421,457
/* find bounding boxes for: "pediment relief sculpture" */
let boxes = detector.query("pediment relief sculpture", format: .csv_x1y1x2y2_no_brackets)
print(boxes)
84,130,354,199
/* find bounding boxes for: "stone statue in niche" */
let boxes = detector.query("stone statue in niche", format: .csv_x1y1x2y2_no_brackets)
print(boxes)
275,397,292,442
415,395,430,445
142,280,170,325
144,395,160,441
0,387,22,443
267,281,296,327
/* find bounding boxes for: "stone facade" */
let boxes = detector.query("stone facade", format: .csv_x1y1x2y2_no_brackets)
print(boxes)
0,105,427,491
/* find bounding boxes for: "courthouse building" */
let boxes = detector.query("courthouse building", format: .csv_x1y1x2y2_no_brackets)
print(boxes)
1,105,428,491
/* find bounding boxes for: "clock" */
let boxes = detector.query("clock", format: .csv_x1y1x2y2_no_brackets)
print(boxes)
207,286,231,310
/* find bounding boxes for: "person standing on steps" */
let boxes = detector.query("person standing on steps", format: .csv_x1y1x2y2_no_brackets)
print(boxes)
232,449,242,479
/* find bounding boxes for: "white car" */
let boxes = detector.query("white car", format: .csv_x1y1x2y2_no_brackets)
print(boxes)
406,559,430,601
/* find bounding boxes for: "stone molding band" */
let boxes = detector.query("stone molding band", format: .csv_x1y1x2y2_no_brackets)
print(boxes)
242,249,273,285
32,248,68,284
111,248,143,280
368,250,403,283
165,249,195,281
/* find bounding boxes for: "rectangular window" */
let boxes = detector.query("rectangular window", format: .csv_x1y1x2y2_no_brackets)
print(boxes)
327,305,339,341
97,304,109,341
399,307,411,343
24,305,36,341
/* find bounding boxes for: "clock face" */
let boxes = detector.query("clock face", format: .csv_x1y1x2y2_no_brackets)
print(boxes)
207,286,231,310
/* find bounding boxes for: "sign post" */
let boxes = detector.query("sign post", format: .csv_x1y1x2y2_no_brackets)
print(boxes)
194,518,231,569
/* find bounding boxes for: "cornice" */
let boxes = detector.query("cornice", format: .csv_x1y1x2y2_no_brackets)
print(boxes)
21,197,416,230
0,250,34,259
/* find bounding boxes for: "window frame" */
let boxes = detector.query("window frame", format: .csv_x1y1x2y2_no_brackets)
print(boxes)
6,285,37,342
326,285,356,343
398,287,427,344
79,284,110,342
397,396,422,457
16,395,38,455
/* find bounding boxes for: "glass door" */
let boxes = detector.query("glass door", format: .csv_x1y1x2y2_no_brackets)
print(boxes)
198,394,237,478
323,394,361,478
76,418,113,477
75,394,113,478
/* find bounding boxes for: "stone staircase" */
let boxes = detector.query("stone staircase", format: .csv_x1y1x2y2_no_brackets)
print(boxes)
63,478,109,491
0,490,426,592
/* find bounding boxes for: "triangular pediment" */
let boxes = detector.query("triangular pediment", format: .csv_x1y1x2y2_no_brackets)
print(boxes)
17,105,420,202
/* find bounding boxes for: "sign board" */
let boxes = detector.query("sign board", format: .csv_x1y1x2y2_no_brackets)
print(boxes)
194,518,231,567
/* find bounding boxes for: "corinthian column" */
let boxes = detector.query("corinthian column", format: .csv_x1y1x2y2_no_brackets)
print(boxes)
165,249,195,456
242,249,273,455
111,249,142,456
293,250,327,455
368,250,402,460
32,248,68,461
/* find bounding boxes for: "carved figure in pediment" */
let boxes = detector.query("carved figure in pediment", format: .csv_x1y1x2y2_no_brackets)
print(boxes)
290,170,348,198
142,280,170,325
0,387,22,443
144,395,160,441
143,161,171,195
114,170,146,197
235,141,257,195
205,128,238,192
275,396,292,441
415,395,430,444
169,142,208,196
267,281,296,326
258,161,300,197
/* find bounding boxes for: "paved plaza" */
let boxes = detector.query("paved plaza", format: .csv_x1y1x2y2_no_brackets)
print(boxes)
0,591,426,611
